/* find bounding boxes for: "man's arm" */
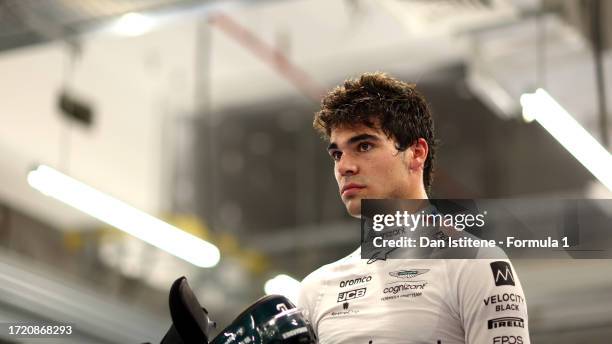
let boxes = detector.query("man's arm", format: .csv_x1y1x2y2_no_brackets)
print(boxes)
296,270,322,334
455,259,530,344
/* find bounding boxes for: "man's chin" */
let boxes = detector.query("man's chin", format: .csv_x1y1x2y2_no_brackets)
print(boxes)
345,199,362,218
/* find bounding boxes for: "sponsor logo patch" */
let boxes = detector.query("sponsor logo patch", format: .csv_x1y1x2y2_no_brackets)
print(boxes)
388,269,429,280
490,261,515,286
331,301,360,317
488,317,525,329
483,293,524,312
383,282,427,294
483,293,524,306
337,287,366,302
339,275,372,288
493,336,523,344
380,281,428,301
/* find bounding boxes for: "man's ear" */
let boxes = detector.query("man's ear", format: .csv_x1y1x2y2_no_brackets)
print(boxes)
409,138,429,171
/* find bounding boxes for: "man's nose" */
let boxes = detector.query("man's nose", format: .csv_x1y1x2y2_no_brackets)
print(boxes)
337,154,358,176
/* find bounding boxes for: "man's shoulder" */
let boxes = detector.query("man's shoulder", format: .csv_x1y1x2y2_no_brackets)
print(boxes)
301,247,361,288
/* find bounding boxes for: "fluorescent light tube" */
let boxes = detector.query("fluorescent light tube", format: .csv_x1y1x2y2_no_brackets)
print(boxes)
27,165,220,268
520,88,612,191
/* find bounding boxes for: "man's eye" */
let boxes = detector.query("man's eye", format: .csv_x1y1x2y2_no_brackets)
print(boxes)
330,151,342,161
358,142,372,152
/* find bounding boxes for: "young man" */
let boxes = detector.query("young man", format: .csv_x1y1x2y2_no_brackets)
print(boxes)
297,72,530,343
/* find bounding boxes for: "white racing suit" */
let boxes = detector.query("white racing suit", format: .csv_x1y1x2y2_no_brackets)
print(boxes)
298,248,530,344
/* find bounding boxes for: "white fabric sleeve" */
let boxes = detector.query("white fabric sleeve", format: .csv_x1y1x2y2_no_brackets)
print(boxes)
455,259,530,344
296,271,320,329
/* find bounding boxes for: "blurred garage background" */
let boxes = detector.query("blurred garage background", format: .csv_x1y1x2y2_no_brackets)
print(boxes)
0,0,611,343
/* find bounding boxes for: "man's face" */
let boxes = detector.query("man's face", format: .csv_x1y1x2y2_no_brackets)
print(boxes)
328,123,423,217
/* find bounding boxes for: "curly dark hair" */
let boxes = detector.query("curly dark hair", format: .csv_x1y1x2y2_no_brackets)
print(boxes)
313,72,436,194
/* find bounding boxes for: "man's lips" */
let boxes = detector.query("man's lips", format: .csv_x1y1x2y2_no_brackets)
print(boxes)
341,183,366,196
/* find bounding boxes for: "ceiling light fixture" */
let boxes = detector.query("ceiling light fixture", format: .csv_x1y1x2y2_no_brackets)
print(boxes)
520,88,612,191
27,165,220,268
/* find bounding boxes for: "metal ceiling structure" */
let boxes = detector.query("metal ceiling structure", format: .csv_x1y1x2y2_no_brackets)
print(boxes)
0,0,208,51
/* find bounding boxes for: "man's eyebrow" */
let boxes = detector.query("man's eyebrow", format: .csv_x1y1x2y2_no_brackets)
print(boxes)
348,134,380,145
327,134,380,151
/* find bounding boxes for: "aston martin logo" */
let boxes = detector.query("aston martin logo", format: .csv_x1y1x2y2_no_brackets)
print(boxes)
389,269,429,279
